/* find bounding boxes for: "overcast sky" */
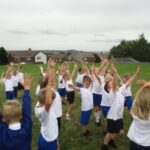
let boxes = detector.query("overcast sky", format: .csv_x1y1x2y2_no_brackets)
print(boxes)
0,0,150,51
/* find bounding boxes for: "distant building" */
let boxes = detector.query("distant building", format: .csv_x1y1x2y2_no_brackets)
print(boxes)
35,52,47,64
8,49,38,64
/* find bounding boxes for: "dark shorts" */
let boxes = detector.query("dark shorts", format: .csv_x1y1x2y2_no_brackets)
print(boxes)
130,141,150,150
77,83,83,88
58,88,67,97
67,91,75,104
18,83,24,90
124,96,133,110
13,86,18,98
6,91,15,100
80,109,92,126
107,119,123,133
93,93,102,107
38,133,57,150
102,106,110,118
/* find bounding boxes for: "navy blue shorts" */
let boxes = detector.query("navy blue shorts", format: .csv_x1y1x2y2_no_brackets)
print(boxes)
80,109,92,126
77,83,83,88
124,96,133,110
38,133,58,150
102,106,110,118
93,93,102,107
58,88,67,97
6,91,15,100
130,141,150,150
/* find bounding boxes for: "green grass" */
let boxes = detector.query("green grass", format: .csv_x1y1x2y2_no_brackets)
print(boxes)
0,63,150,150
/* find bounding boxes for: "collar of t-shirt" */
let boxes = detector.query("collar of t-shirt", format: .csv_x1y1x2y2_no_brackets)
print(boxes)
9,122,21,130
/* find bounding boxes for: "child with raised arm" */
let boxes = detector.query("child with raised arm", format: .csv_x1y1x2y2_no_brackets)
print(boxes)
65,64,78,120
69,75,93,136
0,74,32,150
101,67,140,150
35,72,59,150
127,81,150,150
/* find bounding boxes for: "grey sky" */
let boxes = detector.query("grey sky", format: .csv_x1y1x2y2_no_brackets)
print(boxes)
0,0,150,51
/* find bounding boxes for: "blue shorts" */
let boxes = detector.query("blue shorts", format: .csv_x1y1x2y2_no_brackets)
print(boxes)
124,96,133,110
77,83,83,88
93,93,102,107
58,88,66,97
38,133,58,150
80,109,92,126
102,106,110,118
6,91,15,100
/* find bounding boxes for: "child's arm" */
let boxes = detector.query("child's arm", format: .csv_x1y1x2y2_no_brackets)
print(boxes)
40,66,44,76
21,74,32,128
44,70,55,112
71,64,78,79
125,67,140,88
68,84,80,92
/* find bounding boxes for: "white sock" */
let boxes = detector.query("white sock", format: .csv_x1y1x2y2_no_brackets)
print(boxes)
95,111,101,123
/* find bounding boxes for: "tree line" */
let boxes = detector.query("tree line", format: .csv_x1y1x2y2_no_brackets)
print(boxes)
109,34,150,62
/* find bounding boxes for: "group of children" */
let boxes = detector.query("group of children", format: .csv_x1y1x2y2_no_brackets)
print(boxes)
0,56,150,150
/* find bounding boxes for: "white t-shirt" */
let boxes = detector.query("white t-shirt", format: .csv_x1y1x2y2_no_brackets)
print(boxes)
125,85,132,97
127,114,150,147
2,78,14,91
11,75,19,87
92,75,102,95
107,85,126,120
101,85,115,107
65,79,74,92
80,87,93,111
35,85,41,96
76,73,85,84
51,91,62,118
35,104,58,142
58,75,65,89
17,72,24,84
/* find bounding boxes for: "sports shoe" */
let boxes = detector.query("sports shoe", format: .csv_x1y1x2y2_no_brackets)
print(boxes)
66,114,71,120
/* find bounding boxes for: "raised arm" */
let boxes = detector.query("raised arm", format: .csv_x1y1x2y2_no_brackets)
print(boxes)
125,67,140,88
68,84,80,92
71,63,78,79
21,73,32,127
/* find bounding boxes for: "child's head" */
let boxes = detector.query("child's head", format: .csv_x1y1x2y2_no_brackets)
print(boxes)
5,73,11,79
2,100,22,124
82,75,92,88
38,88,56,106
132,85,150,120
122,73,130,83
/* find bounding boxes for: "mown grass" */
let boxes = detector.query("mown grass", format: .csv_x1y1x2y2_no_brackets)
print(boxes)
0,63,150,150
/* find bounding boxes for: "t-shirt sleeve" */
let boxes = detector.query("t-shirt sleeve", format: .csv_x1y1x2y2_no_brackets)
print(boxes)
119,85,126,97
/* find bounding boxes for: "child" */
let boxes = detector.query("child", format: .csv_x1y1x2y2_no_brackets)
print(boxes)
11,70,19,98
35,76,58,150
101,67,140,150
69,75,93,136
0,74,32,150
122,73,133,110
17,65,24,91
127,81,150,150
65,64,78,120
2,72,15,100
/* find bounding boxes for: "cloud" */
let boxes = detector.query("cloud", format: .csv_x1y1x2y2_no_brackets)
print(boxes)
88,38,123,43
36,29,70,36
6,30,30,35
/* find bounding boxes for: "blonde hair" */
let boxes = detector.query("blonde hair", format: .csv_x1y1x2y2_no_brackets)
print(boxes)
2,100,22,123
38,88,56,105
132,87,150,120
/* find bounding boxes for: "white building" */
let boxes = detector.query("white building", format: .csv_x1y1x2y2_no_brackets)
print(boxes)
35,52,47,64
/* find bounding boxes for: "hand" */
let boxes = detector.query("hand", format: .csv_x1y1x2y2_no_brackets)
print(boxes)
74,63,78,69
23,74,32,90
68,84,74,89
136,67,140,75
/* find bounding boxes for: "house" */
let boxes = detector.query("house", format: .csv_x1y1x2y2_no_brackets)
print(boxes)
8,49,38,64
35,52,47,64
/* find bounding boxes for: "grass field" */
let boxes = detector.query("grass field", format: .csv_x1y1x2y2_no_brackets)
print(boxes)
0,63,150,150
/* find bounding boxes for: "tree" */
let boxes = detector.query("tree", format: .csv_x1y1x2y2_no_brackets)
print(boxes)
0,47,8,64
